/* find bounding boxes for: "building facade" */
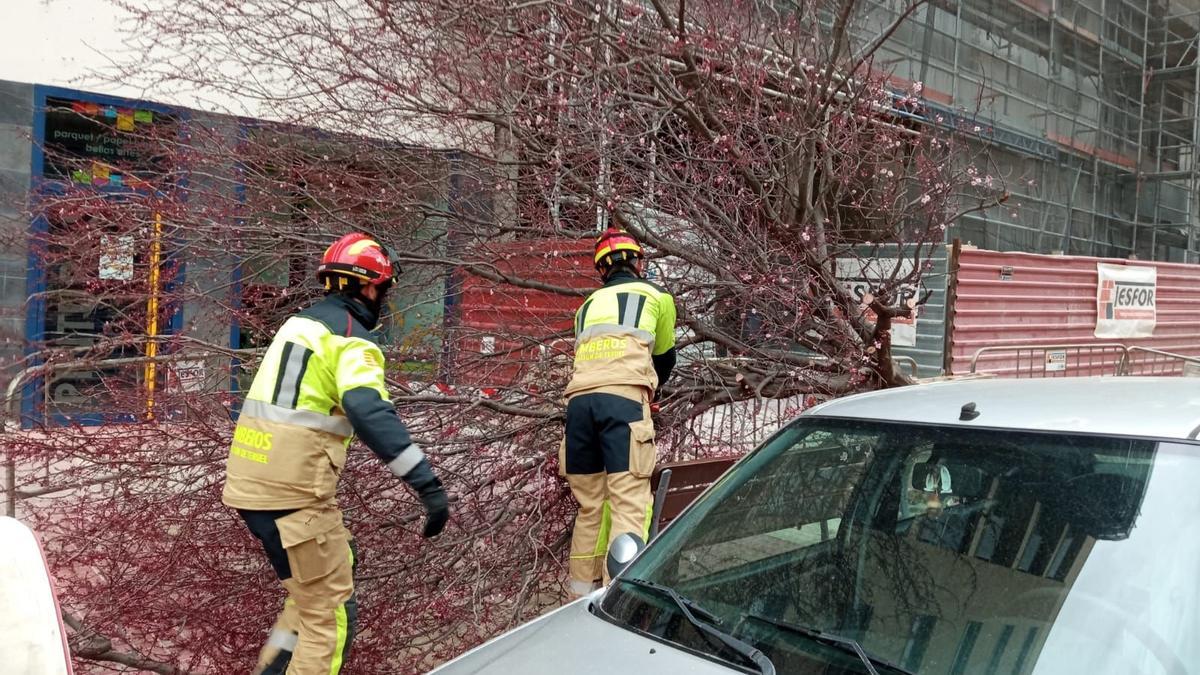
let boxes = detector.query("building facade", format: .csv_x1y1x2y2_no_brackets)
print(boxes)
862,0,1200,262
0,80,464,424
4,2,1200,417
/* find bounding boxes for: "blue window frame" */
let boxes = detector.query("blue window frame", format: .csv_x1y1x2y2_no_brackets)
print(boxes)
24,85,186,427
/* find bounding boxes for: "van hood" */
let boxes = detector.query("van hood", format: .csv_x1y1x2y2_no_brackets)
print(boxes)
428,591,736,675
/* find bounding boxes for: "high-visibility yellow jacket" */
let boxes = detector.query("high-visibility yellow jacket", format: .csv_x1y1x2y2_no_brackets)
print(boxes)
222,294,424,510
565,270,677,397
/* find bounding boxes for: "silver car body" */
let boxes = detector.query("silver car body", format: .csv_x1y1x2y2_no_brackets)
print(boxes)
429,589,734,675
430,378,1200,675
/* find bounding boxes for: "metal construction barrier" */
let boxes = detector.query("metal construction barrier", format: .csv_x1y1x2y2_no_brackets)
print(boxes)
1122,347,1200,377
969,343,1130,377
649,456,739,537
893,356,920,379
969,343,1200,378
1,349,260,517
3,349,261,425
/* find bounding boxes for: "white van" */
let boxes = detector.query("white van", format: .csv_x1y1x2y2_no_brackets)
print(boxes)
432,378,1200,674
0,516,74,675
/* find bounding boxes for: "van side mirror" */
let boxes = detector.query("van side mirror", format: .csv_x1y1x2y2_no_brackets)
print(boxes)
606,532,645,580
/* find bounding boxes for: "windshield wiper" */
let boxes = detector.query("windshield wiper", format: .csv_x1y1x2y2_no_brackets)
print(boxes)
741,613,915,675
618,577,776,675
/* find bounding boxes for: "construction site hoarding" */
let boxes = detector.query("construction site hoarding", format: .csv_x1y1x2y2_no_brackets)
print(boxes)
947,247,1200,377
448,240,955,386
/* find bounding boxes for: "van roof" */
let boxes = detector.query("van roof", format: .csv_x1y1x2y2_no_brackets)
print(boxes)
806,377,1200,441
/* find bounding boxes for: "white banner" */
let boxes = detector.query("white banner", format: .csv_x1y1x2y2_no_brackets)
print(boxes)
1095,263,1156,338
98,234,135,281
836,258,922,347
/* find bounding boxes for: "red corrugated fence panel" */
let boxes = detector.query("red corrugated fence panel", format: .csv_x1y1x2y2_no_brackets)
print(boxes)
451,238,593,387
949,248,1200,377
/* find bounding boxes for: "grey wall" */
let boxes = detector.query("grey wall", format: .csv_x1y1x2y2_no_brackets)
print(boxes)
0,81,33,397
850,243,950,378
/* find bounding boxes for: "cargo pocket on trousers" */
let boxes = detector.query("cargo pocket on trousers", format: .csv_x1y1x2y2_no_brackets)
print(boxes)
275,508,346,584
558,438,568,478
627,420,656,479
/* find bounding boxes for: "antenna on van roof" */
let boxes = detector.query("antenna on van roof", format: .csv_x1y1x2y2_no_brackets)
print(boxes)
960,402,981,421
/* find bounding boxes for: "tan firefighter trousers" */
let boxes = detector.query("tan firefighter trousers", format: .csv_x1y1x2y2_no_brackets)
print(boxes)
560,384,656,597
241,505,357,675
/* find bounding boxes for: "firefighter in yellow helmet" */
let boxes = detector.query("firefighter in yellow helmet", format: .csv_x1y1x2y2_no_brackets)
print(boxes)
223,233,450,675
560,227,677,597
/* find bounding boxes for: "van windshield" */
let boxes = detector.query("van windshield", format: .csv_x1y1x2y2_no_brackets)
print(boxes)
599,418,1200,674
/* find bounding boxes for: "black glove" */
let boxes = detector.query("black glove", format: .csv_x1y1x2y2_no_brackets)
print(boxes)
404,457,450,538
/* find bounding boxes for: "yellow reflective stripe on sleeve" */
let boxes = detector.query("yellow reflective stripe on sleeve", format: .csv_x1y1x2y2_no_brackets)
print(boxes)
330,603,348,675
643,503,654,540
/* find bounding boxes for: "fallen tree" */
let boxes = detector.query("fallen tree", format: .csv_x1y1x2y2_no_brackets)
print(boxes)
2,0,1004,671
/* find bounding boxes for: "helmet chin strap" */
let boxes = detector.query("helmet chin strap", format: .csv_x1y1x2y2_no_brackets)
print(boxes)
359,291,384,329
360,280,393,329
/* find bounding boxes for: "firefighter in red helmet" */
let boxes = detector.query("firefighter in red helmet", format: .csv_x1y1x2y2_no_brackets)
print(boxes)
560,227,677,597
224,233,449,675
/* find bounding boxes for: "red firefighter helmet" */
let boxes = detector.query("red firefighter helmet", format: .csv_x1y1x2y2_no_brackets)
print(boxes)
593,227,643,272
316,233,399,289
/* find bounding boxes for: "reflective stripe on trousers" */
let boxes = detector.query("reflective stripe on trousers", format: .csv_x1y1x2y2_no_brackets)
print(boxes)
565,472,653,589
246,512,358,675
563,385,655,593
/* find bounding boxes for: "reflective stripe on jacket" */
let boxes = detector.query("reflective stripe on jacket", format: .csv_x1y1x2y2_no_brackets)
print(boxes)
223,294,422,510
565,272,677,397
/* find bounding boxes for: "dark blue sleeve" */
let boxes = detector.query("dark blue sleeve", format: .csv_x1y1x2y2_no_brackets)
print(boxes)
652,346,676,391
342,386,425,477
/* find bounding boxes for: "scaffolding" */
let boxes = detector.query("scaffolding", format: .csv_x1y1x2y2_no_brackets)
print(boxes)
856,0,1200,262
1138,2,1200,258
